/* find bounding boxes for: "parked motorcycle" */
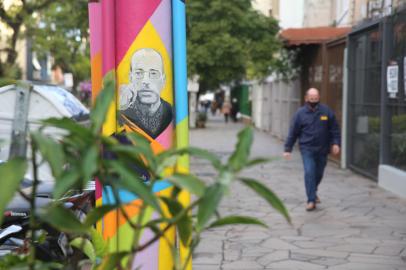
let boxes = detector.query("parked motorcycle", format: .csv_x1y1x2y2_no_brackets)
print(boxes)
0,180,95,260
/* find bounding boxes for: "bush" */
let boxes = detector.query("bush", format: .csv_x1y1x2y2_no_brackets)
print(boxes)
0,78,17,87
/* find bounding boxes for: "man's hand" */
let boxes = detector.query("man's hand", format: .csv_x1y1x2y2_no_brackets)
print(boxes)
119,84,135,110
331,145,340,155
283,152,291,160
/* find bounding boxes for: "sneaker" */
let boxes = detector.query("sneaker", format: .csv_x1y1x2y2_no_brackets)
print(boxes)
306,202,316,211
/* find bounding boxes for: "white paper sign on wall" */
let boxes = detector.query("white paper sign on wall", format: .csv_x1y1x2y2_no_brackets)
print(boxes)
387,64,398,98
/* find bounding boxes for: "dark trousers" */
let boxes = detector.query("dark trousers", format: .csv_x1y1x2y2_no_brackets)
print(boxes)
300,150,328,203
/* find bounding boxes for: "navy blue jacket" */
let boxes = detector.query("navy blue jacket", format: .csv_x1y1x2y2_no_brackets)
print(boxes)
284,103,341,155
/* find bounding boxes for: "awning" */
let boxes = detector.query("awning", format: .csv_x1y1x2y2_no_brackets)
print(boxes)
280,27,352,46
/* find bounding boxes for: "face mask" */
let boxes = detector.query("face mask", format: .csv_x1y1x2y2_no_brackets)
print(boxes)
308,101,319,108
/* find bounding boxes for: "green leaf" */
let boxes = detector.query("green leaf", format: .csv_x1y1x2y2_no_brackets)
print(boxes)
197,183,225,231
53,169,80,199
81,144,99,185
0,158,27,225
31,132,64,178
156,155,178,176
246,157,279,167
240,178,290,223
158,147,222,170
97,252,128,270
108,144,153,172
160,197,192,246
90,228,108,257
91,77,115,134
126,132,154,156
84,205,118,227
228,127,253,172
40,204,89,233
42,117,91,138
107,160,162,215
70,237,96,263
167,173,205,197
209,215,268,229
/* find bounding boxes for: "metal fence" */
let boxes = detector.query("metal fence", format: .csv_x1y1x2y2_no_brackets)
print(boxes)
347,7,406,178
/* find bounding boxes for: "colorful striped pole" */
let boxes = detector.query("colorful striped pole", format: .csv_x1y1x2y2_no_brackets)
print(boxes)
88,0,103,233
172,0,191,269
89,0,189,269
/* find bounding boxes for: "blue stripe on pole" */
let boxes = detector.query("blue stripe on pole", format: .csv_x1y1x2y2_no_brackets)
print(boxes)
102,180,172,204
172,0,188,124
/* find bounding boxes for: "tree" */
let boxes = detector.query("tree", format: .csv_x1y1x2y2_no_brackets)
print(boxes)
0,0,54,78
187,0,281,92
27,0,90,93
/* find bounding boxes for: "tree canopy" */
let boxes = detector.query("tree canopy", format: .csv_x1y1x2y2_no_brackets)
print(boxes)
0,0,54,78
187,0,281,92
27,0,90,92
0,0,90,92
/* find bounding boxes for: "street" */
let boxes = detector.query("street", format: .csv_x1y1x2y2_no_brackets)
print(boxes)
191,115,406,270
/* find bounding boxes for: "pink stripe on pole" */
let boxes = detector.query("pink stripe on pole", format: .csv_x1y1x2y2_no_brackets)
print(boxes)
101,0,116,75
131,213,160,270
89,3,102,58
150,0,172,59
115,0,161,65
155,122,173,149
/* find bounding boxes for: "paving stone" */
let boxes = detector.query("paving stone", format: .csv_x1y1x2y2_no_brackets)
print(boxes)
257,250,290,266
267,260,326,269
374,246,404,256
193,252,222,265
290,252,320,261
261,238,299,250
193,265,220,270
328,262,399,270
327,244,376,254
280,236,313,241
309,257,348,266
289,249,349,259
293,240,339,249
348,253,406,266
222,260,263,270
223,249,241,262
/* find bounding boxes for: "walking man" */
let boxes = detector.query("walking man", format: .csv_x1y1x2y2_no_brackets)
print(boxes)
283,88,340,211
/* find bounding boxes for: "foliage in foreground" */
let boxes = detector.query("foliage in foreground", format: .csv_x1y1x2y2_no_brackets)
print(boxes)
0,81,290,270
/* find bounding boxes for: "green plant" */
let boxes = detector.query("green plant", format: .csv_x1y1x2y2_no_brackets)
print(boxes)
196,111,207,122
0,81,290,270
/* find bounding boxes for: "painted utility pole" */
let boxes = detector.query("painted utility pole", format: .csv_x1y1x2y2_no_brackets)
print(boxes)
88,0,190,269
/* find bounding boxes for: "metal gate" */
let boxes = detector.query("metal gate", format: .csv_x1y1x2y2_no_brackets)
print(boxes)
348,22,382,179
347,7,406,178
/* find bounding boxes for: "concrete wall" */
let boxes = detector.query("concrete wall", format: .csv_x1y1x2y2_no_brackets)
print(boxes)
271,79,301,140
252,0,272,16
303,0,334,27
279,0,304,28
251,78,301,140
379,165,406,198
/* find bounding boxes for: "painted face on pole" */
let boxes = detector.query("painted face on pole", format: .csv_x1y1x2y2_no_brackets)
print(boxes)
119,48,173,139
130,48,166,105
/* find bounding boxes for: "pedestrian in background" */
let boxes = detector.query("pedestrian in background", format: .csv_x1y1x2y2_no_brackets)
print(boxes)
231,98,239,122
283,88,341,211
222,100,232,123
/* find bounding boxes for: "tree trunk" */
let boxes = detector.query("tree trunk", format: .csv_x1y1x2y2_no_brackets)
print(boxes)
6,25,21,66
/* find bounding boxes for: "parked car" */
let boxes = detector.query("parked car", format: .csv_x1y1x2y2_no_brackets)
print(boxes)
0,82,89,180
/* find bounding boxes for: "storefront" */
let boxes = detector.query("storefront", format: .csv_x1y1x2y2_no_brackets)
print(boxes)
347,7,406,197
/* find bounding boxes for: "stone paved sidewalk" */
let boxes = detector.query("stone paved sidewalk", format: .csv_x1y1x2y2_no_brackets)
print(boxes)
190,116,406,270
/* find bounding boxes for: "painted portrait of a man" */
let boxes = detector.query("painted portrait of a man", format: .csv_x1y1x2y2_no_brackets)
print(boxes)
119,48,172,139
